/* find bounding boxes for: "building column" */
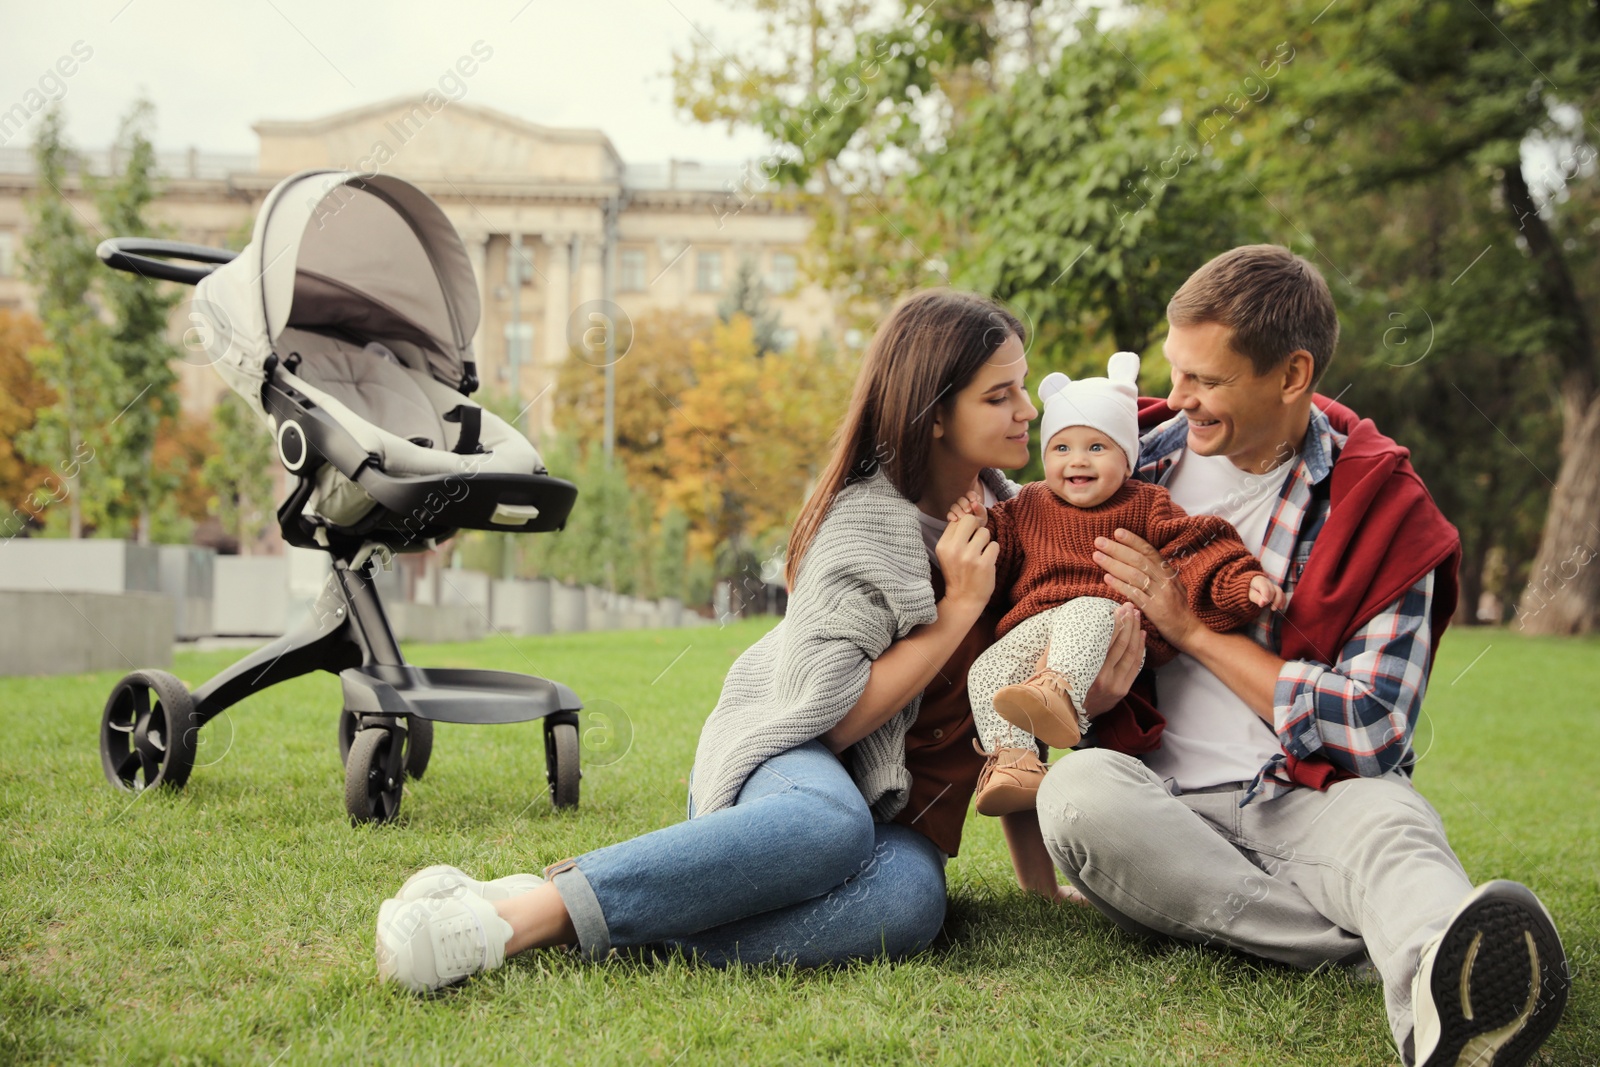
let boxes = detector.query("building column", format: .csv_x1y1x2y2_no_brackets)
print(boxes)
576,232,604,307
538,232,573,442
464,231,492,383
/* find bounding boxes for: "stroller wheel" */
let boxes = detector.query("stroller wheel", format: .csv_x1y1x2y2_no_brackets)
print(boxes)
404,718,433,780
340,712,432,780
100,670,199,793
545,720,580,810
345,727,405,824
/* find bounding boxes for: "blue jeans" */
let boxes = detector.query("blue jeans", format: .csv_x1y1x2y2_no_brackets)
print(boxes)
545,741,948,966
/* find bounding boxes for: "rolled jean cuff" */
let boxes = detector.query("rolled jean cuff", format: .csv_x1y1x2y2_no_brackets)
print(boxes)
546,859,611,960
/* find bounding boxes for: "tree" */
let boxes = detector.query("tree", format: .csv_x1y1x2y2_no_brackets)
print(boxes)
201,392,274,554
1304,173,1563,625
552,308,700,493
908,19,1263,363
518,434,646,592
1199,0,1600,631
93,99,184,544
662,314,855,610
18,105,118,538
0,310,54,539
150,411,215,544
717,257,785,355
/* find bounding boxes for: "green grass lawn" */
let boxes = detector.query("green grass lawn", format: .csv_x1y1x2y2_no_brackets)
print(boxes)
1,622,1596,1065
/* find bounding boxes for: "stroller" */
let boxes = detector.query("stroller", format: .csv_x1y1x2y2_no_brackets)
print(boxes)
95,170,583,824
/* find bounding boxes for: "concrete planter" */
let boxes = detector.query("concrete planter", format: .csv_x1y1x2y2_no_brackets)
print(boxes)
585,585,621,631
158,544,215,640
212,549,330,637
437,568,491,617
0,538,161,595
491,578,552,636
212,556,290,636
0,590,173,676
551,582,587,632
387,602,487,643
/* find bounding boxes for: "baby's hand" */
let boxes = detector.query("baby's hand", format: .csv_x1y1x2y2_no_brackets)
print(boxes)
1249,574,1286,611
946,489,988,527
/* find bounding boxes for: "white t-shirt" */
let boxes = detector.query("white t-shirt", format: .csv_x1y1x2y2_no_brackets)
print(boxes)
917,480,998,568
1140,449,1293,791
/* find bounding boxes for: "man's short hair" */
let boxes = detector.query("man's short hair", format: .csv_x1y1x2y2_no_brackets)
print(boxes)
1167,244,1339,384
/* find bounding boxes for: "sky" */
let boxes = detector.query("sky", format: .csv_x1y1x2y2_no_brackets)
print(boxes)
0,0,777,165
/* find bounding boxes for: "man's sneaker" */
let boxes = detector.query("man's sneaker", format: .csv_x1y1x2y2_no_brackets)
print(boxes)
974,742,1048,816
396,864,544,902
1407,880,1568,1067
991,669,1088,750
376,892,514,994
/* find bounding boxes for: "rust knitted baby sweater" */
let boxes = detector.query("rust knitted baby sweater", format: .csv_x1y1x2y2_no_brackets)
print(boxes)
987,479,1266,666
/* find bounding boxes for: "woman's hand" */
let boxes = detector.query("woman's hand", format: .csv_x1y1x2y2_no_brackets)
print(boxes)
1094,529,1202,651
945,488,988,528
1078,601,1146,717
936,507,997,613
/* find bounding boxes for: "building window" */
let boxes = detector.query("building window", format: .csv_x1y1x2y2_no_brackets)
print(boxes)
0,232,14,278
696,251,723,293
769,251,797,294
619,248,646,292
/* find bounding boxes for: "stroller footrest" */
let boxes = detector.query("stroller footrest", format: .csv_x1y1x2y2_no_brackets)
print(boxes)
340,665,582,725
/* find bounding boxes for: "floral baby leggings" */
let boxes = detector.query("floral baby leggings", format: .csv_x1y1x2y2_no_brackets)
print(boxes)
967,596,1143,754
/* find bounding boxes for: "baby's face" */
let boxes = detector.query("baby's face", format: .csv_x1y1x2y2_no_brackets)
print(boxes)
1043,425,1129,508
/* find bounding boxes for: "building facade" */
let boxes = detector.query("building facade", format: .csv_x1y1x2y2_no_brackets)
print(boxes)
0,97,835,442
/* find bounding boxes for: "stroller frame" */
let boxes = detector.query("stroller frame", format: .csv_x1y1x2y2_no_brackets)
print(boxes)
96,233,584,824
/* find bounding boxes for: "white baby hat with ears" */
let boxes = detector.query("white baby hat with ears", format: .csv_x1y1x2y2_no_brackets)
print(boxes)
1037,351,1141,474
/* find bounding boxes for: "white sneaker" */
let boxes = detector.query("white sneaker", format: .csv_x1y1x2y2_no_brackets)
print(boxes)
375,892,514,994
1407,880,1568,1067
395,864,545,902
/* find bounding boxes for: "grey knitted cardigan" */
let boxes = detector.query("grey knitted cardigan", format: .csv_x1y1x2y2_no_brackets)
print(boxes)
689,466,1021,821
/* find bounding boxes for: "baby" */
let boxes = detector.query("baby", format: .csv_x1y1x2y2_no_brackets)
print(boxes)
956,352,1285,816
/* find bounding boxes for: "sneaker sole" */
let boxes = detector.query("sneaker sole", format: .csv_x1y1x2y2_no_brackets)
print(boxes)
375,898,405,987
1416,881,1568,1067
975,782,1040,817
991,691,1081,750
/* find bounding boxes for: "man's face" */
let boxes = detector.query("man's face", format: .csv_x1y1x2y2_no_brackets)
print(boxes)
1163,322,1295,473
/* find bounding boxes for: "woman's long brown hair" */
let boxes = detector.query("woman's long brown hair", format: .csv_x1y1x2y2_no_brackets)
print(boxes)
784,289,1025,589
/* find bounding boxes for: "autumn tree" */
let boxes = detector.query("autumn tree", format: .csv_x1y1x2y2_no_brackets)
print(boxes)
18,105,117,537
0,310,54,538
201,391,274,554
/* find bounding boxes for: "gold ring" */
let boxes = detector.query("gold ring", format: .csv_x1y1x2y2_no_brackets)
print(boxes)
1141,575,1152,593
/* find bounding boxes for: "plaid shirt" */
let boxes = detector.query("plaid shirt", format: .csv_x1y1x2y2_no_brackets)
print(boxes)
1136,407,1437,803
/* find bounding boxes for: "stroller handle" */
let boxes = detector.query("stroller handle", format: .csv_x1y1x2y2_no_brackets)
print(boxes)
96,238,237,286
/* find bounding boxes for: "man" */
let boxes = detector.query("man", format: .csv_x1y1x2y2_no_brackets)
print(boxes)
1036,245,1569,1066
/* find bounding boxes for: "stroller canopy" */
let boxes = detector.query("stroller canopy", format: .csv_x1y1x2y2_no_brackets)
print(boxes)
196,170,481,425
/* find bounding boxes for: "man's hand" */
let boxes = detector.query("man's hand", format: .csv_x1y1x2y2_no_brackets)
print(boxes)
1079,601,1146,717
1249,574,1287,611
1094,529,1203,651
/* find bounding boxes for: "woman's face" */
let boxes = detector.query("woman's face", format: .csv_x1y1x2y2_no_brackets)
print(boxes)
933,333,1036,470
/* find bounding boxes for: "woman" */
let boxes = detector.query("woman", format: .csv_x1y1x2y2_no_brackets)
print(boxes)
374,290,1148,991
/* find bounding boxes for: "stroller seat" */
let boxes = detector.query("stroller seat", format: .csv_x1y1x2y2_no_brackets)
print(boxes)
275,327,541,529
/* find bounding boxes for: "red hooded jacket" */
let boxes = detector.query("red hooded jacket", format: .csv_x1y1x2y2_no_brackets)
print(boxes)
1090,395,1461,791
